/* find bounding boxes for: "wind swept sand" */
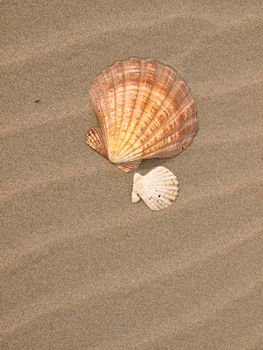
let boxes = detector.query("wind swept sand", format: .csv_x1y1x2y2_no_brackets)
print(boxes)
1,1,263,349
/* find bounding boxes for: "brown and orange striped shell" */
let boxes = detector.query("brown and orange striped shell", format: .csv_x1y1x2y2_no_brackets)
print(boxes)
86,57,198,172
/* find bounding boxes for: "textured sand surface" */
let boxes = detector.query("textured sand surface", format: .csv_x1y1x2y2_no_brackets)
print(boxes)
1,1,263,349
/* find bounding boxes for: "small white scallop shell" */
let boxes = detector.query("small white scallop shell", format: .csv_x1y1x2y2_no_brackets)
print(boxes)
131,166,179,210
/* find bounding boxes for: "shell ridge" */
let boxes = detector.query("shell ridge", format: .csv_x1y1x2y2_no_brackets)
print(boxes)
114,59,141,156
118,66,177,160
142,134,194,159
119,98,197,162
118,79,194,161
113,60,129,155
140,113,197,161
109,65,118,160
90,80,110,151
111,61,126,159
114,58,142,156
94,71,115,152
101,67,118,158
115,59,160,160
89,82,104,131
115,58,143,156
86,127,107,157
114,59,155,157
147,130,195,158
117,60,165,159
117,159,142,172
108,61,119,151
89,89,105,135
116,58,163,156
139,85,195,153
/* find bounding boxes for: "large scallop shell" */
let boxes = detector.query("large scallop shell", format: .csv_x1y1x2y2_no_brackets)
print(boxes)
86,57,198,172
131,166,179,210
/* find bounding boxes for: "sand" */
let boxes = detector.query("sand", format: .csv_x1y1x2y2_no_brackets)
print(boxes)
1,1,263,349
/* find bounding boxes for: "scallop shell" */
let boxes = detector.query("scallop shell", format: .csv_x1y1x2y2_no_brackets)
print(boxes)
86,57,198,172
131,166,179,210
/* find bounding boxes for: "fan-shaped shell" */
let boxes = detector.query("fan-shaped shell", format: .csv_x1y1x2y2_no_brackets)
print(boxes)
132,166,179,210
86,57,198,172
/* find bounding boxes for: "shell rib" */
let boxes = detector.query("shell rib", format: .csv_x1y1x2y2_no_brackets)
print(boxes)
132,166,179,210
86,57,198,172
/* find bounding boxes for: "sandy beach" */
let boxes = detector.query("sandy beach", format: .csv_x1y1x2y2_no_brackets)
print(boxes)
1,1,263,349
